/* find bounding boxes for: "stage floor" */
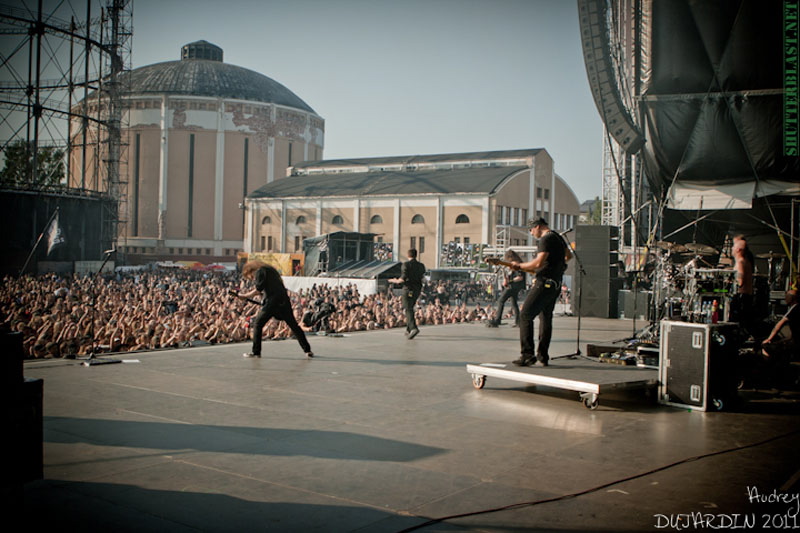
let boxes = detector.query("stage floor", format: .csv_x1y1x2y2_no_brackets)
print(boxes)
21,316,800,532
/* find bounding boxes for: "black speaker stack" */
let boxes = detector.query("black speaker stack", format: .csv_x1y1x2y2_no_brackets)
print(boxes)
575,225,622,318
1,331,43,505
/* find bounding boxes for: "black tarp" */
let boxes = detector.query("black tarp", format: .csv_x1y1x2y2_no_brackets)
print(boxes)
0,190,113,275
639,0,798,199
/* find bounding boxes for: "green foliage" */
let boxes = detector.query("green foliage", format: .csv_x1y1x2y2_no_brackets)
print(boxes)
0,140,65,187
589,196,603,225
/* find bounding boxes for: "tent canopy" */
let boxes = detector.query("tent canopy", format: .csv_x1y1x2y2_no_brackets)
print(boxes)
635,0,798,208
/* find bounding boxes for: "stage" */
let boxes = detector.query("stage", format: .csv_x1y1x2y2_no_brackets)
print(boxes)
20,316,800,531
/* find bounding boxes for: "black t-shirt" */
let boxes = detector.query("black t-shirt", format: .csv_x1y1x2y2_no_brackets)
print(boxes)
508,271,527,290
536,231,567,281
254,265,288,301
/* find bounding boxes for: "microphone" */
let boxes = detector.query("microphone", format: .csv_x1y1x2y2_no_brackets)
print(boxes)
559,228,574,236
104,248,117,254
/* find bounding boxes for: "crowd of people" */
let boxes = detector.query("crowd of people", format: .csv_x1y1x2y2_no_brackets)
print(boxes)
0,269,511,359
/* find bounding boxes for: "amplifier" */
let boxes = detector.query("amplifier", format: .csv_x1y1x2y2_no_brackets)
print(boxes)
658,321,740,411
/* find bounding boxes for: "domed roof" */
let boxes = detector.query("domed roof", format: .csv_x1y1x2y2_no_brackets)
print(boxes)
125,42,316,113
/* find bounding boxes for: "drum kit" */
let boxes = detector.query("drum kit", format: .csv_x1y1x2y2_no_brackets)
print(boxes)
639,240,789,326
643,240,729,323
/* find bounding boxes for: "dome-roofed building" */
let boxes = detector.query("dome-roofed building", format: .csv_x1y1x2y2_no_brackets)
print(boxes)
69,40,324,262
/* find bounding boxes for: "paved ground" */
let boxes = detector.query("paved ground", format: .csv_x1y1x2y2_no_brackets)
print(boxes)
20,316,800,532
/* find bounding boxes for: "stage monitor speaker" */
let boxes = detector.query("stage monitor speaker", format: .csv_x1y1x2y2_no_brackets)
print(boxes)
658,321,739,411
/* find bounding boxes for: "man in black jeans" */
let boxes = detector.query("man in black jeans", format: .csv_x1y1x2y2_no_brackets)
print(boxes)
509,218,571,366
390,248,426,339
486,249,526,328
238,260,313,359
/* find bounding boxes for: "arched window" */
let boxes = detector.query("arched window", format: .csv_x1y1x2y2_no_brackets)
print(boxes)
370,214,383,224
261,216,271,225
295,215,307,225
331,215,344,225
411,214,425,224
455,214,470,224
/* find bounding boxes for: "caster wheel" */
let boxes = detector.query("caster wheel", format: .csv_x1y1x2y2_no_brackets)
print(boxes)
580,393,599,410
712,398,724,411
472,374,486,389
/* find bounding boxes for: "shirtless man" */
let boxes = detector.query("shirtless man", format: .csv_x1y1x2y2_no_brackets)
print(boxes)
732,235,755,335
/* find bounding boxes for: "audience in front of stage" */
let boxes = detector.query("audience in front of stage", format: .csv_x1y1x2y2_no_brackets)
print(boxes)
0,270,494,359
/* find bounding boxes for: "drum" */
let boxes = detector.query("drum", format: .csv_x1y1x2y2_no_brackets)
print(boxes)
684,269,736,323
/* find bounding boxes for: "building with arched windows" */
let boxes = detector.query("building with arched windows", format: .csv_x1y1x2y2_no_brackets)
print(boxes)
244,149,580,269
71,40,324,262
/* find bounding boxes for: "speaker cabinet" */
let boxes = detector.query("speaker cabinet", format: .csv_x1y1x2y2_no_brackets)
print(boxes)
617,290,652,320
658,321,739,411
576,225,621,318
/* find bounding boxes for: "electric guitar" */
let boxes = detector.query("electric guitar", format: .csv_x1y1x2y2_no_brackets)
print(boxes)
485,257,537,274
229,290,262,306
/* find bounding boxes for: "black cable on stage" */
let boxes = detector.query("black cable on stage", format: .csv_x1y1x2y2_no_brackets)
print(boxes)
396,428,800,533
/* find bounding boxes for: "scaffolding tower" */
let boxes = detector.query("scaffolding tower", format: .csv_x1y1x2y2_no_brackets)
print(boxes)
597,0,651,265
0,0,133,255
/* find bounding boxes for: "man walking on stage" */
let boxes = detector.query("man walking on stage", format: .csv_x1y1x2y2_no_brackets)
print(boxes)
509,218,572,367
238,260,314,359
389,248,426,339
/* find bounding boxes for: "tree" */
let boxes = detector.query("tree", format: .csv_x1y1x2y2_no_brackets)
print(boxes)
590,196,603,225
0,140,65,187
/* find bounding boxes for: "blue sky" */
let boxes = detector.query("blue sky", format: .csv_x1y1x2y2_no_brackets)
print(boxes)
133,0,604,201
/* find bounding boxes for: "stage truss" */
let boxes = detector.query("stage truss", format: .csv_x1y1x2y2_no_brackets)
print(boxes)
0,0,132,254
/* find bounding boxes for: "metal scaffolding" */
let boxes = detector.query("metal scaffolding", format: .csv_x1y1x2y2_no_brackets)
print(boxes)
598,0,652,265
0,0,132,254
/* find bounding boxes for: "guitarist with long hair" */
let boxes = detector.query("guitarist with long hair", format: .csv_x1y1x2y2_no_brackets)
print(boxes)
508,218,572,367
486,249,526,328
236,260,313,359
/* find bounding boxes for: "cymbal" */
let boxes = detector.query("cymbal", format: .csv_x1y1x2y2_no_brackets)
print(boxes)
655,241,688,253
680,252,715,260
684,243,718,255
756,252,785,259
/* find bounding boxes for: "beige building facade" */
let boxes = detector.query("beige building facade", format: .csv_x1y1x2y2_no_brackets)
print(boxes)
245,149,581,269
69,41,324,262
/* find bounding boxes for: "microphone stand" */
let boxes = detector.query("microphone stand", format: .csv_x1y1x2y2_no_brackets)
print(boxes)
82,248,122,366
553,229,589,360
